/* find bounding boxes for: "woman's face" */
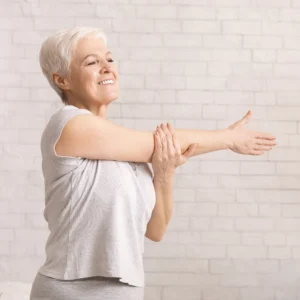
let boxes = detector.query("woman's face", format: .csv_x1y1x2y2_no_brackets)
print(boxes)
66,34,119,106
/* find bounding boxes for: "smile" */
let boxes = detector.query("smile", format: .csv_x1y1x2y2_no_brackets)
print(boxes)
98,79,114,85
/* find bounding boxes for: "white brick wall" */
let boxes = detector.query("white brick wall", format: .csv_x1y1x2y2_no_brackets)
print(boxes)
1,0,300,299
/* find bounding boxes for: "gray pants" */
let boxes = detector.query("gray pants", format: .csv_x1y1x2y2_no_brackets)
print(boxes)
29,272,144,300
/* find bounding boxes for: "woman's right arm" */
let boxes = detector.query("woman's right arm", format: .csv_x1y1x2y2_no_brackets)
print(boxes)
55,114,159,163
55,112,276,163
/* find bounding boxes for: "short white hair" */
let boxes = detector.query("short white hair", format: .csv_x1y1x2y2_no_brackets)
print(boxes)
39,26,107,105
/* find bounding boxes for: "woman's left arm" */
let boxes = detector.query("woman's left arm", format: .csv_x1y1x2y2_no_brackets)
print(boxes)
145,123,197,242
145,174,174,242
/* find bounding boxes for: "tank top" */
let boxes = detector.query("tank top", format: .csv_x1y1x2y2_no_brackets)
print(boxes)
37,104,156,287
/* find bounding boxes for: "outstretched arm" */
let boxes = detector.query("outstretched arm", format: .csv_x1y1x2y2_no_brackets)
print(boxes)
57,110,276,164
170,110,276,158
175,128,232,156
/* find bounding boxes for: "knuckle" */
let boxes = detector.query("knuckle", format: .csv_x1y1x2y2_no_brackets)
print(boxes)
169,150,175,157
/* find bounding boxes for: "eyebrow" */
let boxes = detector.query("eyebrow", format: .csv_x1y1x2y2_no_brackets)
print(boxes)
81,51,112,63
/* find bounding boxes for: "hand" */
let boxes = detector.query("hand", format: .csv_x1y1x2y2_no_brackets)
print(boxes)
227,110,277,155
151,122,198,178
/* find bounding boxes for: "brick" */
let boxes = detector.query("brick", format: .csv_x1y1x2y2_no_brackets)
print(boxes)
163,34,203,47
259,204,281,217
239,8,280,20
182,20,221,33
240,288,275,300
34,17,75,30
253,50,276,62
282,204,300,217
263,22,300,36
155,20,181,33
120,33,162,47
227,246,267,259
162,286,202,300
178,7,216,19
187,77,227,90
216,8,239,19
285,36,300,48
146,75,185,90
96,4,135,18
162,104,202,119
280,9,300,21
244,36,282,49
218,204,258,217
31,4,95,17
137,6,176,19
277,50,300,62
187,245,226,258
121,104,160,118
201,231,240,244
241,162,275,175
268,247,291,259
113,19,154,32
208,62,232,76
235,218,274,231
144,243,185,258
212,218,234,231
223,21,261,34
176,203,217,216
221,272,260,286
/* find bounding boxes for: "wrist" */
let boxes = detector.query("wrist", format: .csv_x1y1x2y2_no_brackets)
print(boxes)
153,173,174,186
223,128,234,150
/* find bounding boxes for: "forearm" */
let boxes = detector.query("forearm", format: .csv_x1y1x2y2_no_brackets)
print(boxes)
175,127,234,157
145,175,174,241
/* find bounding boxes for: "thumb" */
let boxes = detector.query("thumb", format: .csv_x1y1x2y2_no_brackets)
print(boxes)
240,110,252,125
182,143,198,159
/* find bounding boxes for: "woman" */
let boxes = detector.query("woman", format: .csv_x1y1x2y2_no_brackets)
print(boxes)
29,27,276,300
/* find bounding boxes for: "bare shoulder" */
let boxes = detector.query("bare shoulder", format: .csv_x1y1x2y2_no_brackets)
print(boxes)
55,114,155,163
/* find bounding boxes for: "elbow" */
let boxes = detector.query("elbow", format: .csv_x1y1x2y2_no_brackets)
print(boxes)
153,236,163,242
154,228,167,242
154,235,163,242
145,229,165,242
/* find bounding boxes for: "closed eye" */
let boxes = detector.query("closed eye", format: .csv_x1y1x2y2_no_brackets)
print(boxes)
87,59,114,66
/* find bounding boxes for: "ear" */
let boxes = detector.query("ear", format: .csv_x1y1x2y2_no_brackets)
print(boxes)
52,73,71,92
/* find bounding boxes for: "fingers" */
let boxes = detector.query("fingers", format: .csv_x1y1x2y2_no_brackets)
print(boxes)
255,138,277,146
254,136,277,155
156,124,169,155
167,123,181,156
154,126,162,153
250,150,265,156
158,123,172,155
254,132,276,140
164,124,174,155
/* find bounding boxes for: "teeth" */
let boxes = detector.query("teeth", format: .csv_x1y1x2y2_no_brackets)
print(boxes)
99,79,113,85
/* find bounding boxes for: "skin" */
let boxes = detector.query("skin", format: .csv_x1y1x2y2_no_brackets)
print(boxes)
52,33,184,177
52,33,119,118
49,33,277,241
51,33,277,177
152,123,197,179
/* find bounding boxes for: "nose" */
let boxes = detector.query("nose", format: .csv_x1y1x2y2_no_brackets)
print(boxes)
100,61,113,75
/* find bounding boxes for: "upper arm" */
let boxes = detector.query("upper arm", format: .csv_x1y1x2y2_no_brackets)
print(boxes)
55,114,155,163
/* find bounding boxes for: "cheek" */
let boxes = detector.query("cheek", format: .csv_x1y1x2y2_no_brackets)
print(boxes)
80,70,98,84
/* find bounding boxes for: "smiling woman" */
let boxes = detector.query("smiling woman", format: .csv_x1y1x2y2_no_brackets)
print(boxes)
39,27,119,117
30,27,148,300
30,26,277,300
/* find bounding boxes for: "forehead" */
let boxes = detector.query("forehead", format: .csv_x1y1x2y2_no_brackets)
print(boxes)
73,34,108,61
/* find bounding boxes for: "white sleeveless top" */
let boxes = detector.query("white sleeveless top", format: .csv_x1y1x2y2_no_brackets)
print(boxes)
38,105,156,287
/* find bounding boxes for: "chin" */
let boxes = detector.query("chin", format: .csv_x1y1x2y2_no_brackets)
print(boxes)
101,95,118,105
